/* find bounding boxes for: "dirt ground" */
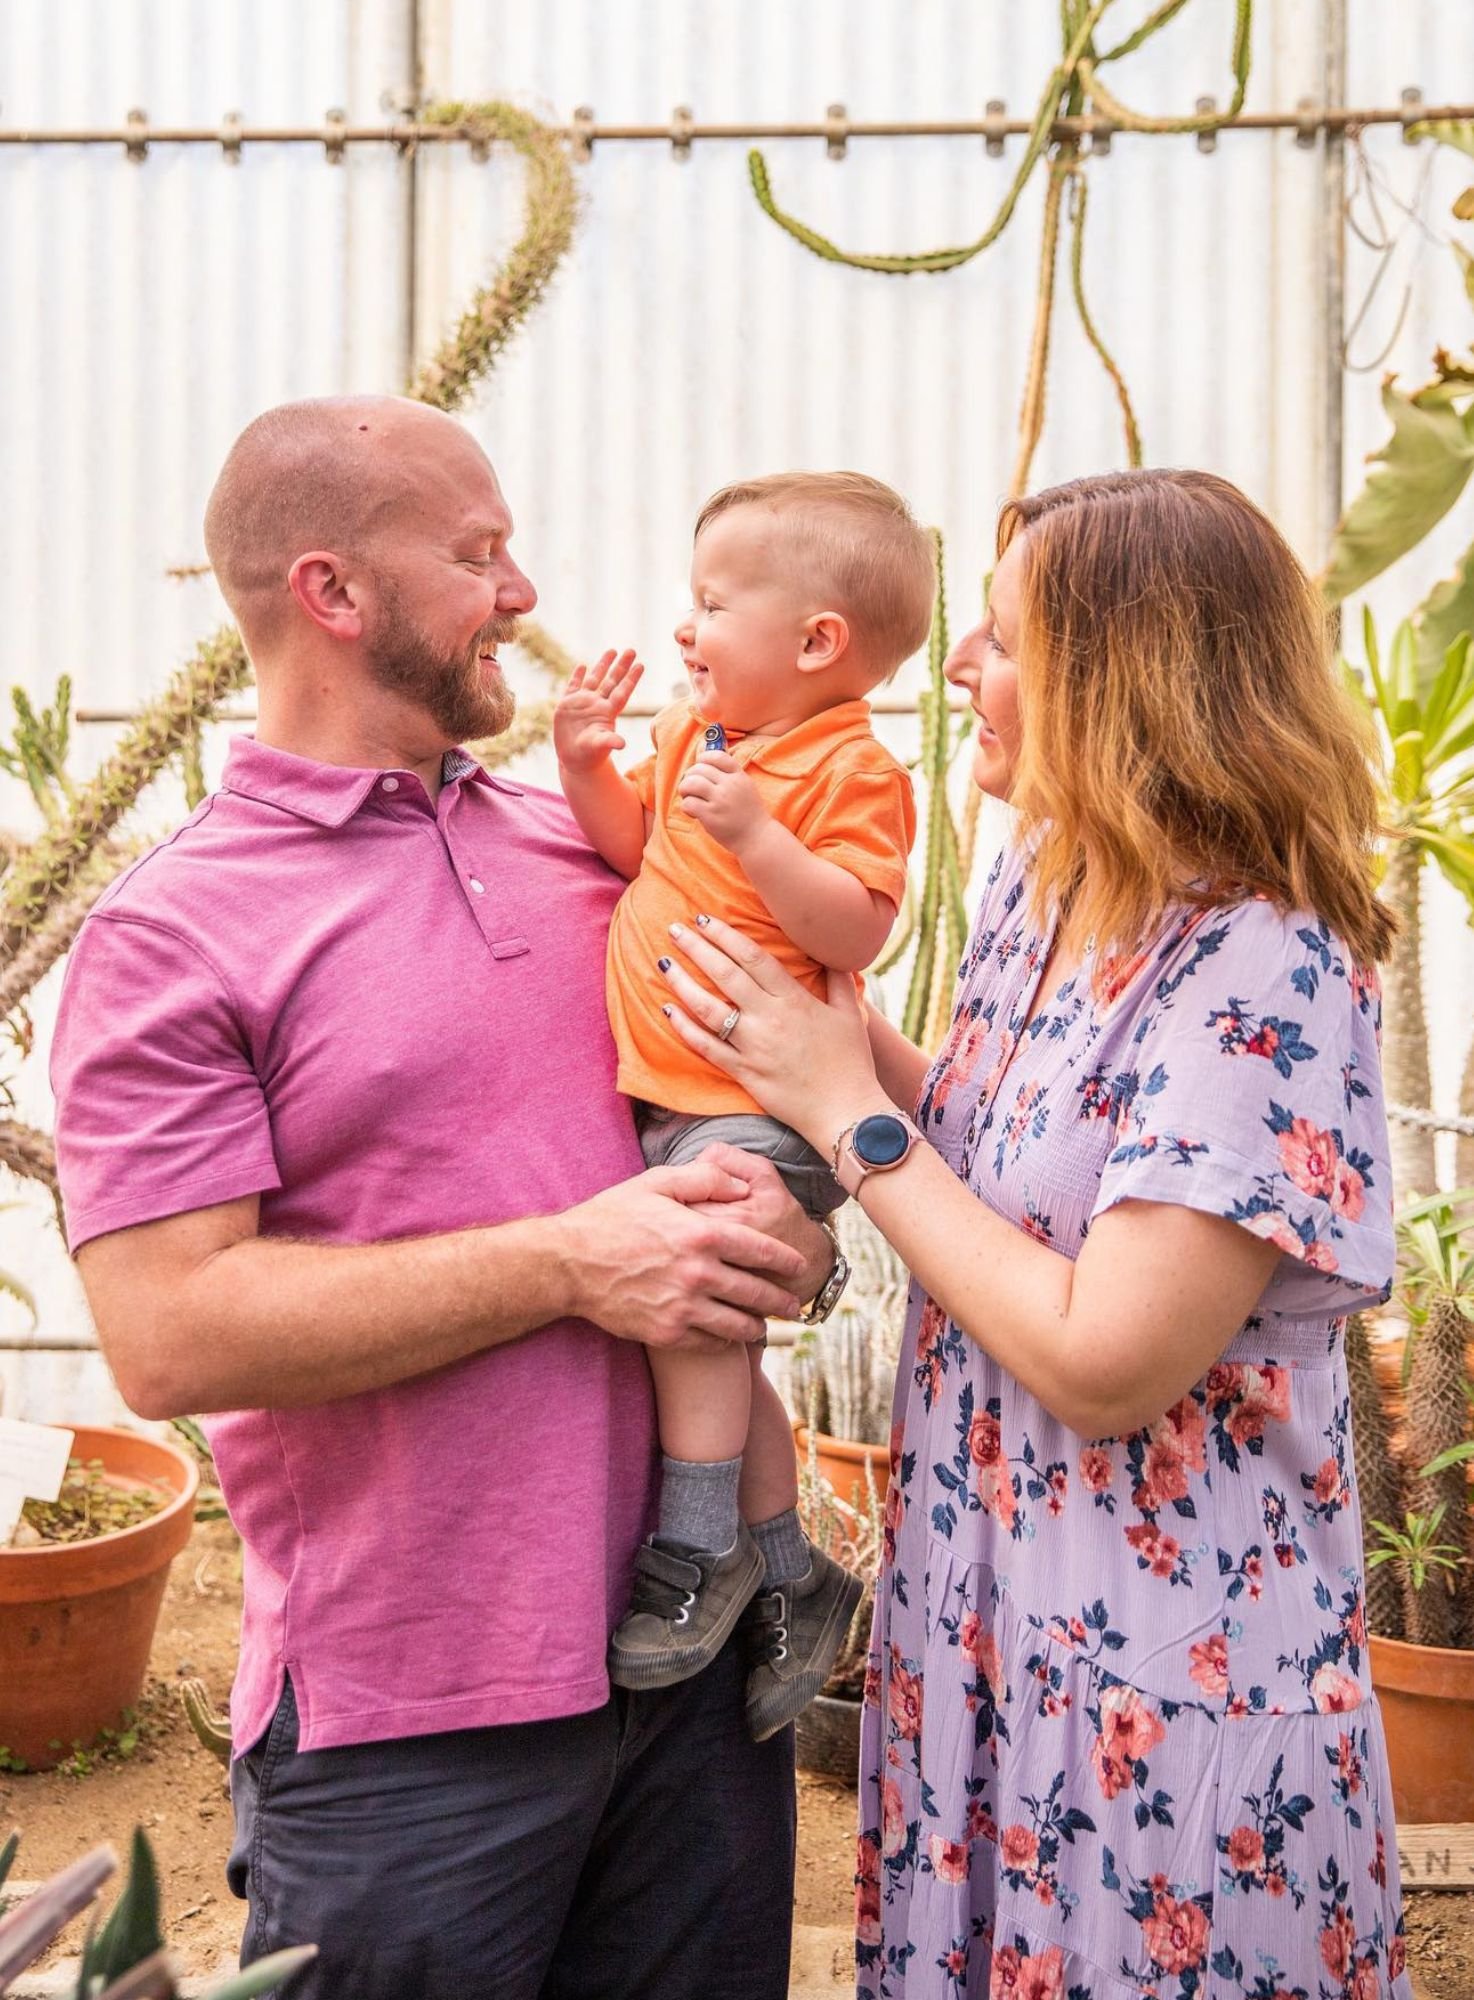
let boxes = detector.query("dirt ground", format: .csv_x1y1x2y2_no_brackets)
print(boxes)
3,1517,1469,1996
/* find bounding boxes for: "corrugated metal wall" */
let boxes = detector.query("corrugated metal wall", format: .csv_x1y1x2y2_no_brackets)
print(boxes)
2,1,1472,1419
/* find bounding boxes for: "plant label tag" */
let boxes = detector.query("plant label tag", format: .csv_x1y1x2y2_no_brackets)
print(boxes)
0,1417,75,1506
0,1479,25,1542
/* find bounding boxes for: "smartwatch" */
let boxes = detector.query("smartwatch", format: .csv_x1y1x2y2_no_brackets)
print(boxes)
832,1111,922,1198
799,1217,851,1326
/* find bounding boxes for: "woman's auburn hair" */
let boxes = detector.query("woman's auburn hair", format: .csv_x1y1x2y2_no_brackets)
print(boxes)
1000,468,1396,967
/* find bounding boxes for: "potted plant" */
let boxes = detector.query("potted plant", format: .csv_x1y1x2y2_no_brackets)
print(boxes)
0,1824,313,1996
791,1203,908,1518
0,1426,199,1772
791,1423,884,1781
1348,1192,1474,1822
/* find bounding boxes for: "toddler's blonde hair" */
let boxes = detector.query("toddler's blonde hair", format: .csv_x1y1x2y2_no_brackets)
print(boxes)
695,471,935,679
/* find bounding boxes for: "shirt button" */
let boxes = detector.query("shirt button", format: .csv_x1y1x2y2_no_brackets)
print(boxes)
469,877,485,894
380,775,400,792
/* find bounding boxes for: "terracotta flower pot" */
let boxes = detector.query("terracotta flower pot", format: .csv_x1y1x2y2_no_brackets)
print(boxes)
0,1424,198,1771
794,1425,890,1520
1369,1632,1474,1823
794,1691,862,1782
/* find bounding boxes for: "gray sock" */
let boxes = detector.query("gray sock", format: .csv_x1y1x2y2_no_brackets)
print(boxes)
751,1507,812,1586
658,1454,742,1555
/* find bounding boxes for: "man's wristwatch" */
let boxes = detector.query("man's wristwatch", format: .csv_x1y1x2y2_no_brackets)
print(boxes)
799,1218,851,1326
832,1111,923,1199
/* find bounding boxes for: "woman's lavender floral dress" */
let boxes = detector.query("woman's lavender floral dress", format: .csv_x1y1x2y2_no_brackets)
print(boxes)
858,840,1410,2000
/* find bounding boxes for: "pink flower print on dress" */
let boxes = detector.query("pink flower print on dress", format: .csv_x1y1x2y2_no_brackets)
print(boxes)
1079,1444,1113,1493
1331,1154,1366,1220
928,1833,969,1884
1319,1905,1356,1981
1310,1662,1363,1714
1188,1631,1230,1698
933,1012,992,1119
855,1833,882,1946
989,1941,1066,2000
998,1824,1039,1872
882,1777,906,1856
887,1651,924,1739
1140,1891,1211,1977
1091,1682,1167,1799
1277,1116,1339,1199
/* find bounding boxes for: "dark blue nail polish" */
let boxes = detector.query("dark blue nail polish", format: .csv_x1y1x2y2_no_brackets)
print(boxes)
695,913,711,927
661,1004,673,1017
657,956,672,972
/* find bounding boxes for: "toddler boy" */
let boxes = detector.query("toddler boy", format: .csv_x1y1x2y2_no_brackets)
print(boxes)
553,472,932,1739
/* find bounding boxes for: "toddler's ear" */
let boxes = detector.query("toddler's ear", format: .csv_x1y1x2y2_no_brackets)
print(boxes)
796,610,850,674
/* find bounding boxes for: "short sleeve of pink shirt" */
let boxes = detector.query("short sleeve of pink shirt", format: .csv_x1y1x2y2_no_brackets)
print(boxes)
53,914,282,1249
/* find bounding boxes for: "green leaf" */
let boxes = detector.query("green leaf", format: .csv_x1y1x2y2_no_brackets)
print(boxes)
83,1829,164,1982
1323,383,1474,604
1421,825,1474,907
1414,549,1474,690
1418,631,1474,758
1419,1442,1474,1479
0,1831,18,1897
197,1945,318,1998
0,1269,37,1328
1405,117,1474,160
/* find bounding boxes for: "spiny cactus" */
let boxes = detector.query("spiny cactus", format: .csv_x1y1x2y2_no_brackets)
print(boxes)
1380,1193,1474,1649
0,1826,312,1997
0,102,581,1212
1401,1290,1471,1647
1344,1312,1404,1639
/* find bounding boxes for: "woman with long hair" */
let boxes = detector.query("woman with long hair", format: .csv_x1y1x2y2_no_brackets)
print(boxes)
655,470,1410,1998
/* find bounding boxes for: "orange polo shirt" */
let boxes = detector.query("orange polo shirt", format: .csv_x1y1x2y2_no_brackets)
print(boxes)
607,698,916,1117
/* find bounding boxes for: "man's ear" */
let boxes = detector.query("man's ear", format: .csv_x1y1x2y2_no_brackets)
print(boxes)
795,610,850,675
287,551,365,640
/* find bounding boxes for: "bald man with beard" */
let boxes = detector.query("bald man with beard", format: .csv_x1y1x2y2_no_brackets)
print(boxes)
49,397,835,2000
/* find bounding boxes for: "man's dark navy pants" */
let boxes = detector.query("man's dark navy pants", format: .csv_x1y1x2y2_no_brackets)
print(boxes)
227,1634,797,2000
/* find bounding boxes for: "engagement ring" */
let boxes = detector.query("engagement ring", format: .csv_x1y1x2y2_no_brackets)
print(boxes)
717,1007,741,1042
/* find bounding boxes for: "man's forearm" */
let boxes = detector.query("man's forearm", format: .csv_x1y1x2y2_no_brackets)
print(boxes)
105,1213,580,1416
559,760,648,879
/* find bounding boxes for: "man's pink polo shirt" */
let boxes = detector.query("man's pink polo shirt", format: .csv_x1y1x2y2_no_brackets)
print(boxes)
50,736,657,1754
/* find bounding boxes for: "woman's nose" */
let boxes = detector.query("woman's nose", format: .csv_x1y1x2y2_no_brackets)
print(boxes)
943,637,978,688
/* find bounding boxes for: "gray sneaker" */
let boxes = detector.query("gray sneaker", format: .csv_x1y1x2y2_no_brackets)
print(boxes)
743,1547,864,1742
608,1524,766,1691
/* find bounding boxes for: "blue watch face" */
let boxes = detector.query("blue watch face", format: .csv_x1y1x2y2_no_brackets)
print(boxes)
853,1113,911,1167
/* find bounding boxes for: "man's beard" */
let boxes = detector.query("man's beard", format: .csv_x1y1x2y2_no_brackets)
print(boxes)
365,585,519,744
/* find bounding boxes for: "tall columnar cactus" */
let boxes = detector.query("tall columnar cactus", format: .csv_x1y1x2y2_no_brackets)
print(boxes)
0,102,581,1210
1344,1311,1405,1640
1390,1194,1474,1648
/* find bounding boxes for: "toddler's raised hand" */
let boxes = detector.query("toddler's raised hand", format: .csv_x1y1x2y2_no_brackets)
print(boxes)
553,649,644,771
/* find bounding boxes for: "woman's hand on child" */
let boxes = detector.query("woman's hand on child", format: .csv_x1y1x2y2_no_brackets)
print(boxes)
552,648,644,771
656,914,889,1150
678,751,769,853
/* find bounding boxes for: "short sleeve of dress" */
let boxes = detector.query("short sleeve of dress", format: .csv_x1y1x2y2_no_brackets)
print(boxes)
1090,899,1393,1317
51,911,282,1252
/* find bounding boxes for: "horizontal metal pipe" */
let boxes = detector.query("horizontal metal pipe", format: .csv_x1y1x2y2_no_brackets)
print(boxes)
74,696,972,722
0,101,1467,150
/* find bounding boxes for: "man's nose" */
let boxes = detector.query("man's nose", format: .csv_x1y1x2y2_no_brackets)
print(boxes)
499,560,538,615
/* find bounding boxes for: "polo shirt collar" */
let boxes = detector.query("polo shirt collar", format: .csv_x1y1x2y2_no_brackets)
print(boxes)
727,698,878,777
221,735,519,828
